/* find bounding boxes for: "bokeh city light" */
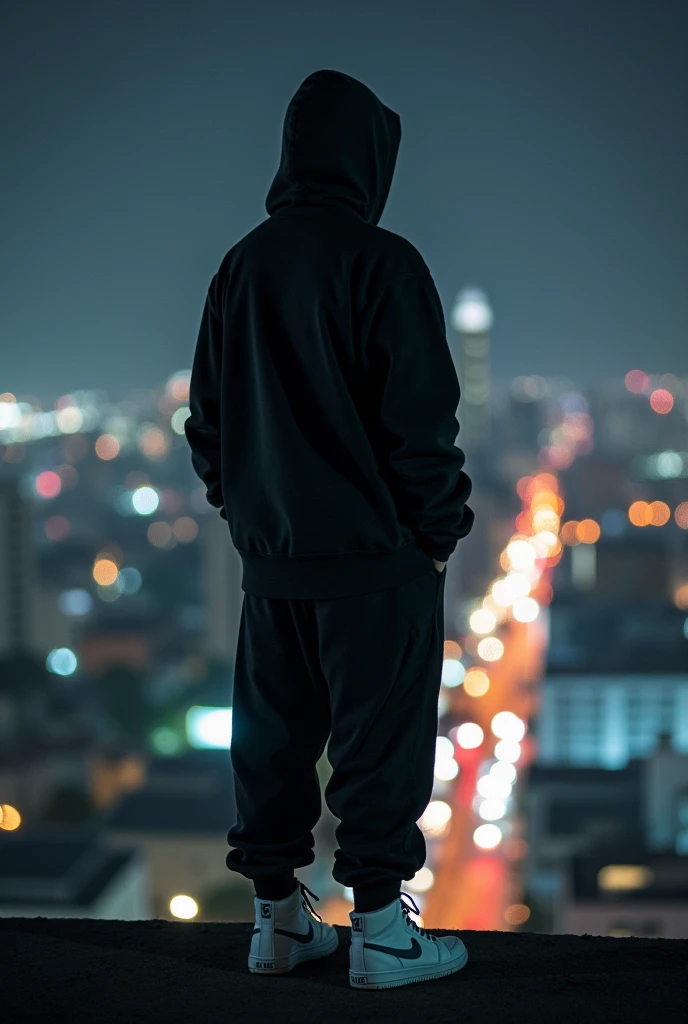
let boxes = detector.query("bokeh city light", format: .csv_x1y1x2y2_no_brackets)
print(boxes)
0,7,686,963
169,895,199,920
456,723,484,749
0,805,22,831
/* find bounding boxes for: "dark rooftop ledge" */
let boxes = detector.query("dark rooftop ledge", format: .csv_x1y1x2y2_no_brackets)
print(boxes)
1,919,686,1022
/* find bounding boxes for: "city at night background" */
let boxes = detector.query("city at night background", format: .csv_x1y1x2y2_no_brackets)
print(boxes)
1,0,687,942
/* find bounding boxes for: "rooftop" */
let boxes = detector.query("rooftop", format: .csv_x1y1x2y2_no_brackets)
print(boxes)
0,918,684,1022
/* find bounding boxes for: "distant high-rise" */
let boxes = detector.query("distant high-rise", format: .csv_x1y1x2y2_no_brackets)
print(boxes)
200,511,243,662
450,287,494,454
0,479,36,655
536,670,688,768
445,288,496,607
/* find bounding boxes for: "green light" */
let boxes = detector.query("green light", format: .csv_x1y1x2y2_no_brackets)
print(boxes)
150,727,181,756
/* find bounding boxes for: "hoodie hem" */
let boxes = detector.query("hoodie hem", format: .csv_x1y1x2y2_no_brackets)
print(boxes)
238,541,435,599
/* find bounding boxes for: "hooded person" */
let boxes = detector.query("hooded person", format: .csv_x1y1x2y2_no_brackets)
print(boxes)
185,69,474,599
185,72,474,988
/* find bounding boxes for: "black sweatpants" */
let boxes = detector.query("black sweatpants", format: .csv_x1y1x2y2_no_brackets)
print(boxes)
226,566,446,908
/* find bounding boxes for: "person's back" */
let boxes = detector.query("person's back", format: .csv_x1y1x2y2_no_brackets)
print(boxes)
185,69,473,993
185,69,474,600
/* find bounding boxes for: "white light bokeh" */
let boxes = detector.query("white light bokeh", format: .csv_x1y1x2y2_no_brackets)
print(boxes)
491,578,515,606
434,736,459,781
406,867,435,893
491,711,526,743
505,540,536,571
478,798,507,821
469,608,497,635
169,895,198,920
456,722,484,749
494,739,522,763
477,774,513,801
513,596,540,622
55,406,84,434
490,761,517,784
477,637,504,662
132,486,160,515
171,407,191,435
473,824,502,849
441,658,465,688
419,800,452,838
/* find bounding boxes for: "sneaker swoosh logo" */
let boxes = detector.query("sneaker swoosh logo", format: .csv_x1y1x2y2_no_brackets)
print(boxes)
270,921,315,943
363,938,423,959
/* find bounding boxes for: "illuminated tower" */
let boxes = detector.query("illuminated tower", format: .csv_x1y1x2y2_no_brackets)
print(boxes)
450,288,494,454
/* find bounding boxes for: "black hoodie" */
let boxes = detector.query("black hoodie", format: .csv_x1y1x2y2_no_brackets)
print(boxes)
185,70,474,599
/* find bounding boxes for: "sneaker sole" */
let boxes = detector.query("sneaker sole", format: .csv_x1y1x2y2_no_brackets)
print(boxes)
349,944,468,990
249,929,339,975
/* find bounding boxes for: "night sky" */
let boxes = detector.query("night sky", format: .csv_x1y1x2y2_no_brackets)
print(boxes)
3,0,687,399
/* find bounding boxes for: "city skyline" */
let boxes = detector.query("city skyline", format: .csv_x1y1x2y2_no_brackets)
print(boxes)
2,0,687,967
3,0,687,396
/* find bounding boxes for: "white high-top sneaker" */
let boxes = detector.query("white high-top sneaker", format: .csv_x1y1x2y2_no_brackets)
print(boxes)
349,891,468,990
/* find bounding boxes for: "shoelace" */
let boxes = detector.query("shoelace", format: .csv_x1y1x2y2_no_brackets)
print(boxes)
299,881,323,924
400,891,436,941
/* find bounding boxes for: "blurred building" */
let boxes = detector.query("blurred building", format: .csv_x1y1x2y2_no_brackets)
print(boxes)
497,390,549,460
0,479,75,656
556,534,680,602
538,537,688,767
0,830,149,919
450,287,493,456
537,664,688,768
443,297,524,618
90,748,147,811
200,511,243,662
78,622,152,675
643,733,688,852
525,761,642,864
0,479,37,655
561,456,632,524
33,585,73,652
103,750,241,919
524,737,688,937
0,738,94,824
591,379,688,458
537,516,688,766
564,846,688,940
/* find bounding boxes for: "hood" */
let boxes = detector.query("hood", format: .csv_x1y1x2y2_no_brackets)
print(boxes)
265,70,402,226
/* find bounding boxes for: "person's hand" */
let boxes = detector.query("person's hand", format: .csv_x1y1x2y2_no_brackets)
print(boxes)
432,559,446,573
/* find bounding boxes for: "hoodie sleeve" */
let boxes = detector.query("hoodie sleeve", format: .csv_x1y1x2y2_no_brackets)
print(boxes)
185,274,227,520
360,271,474,562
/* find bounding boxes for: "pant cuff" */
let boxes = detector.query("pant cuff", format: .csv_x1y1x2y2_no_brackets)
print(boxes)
254,872,297,901
353,882,401,913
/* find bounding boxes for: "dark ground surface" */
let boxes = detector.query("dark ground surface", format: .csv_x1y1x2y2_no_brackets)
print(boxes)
1,917,686,1023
